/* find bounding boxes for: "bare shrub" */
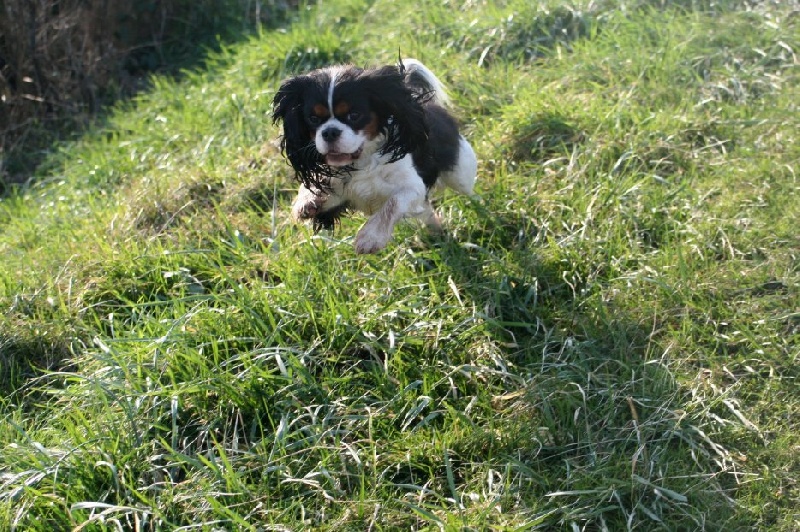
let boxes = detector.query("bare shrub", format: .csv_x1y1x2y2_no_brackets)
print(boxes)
0,0,285,184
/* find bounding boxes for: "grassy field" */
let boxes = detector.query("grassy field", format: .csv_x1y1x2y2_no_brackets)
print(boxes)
1,0,798,529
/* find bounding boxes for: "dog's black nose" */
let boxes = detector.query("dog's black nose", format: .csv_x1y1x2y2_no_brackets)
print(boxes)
321,127,341,142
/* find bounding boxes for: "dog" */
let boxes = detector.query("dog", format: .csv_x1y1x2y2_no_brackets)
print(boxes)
272,58,477,254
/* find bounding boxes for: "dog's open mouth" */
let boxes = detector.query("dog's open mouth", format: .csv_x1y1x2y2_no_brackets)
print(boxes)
325,148,363,166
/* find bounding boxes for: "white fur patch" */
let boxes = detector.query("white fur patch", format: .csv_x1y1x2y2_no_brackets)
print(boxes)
314,118,366,158
327,67,340,112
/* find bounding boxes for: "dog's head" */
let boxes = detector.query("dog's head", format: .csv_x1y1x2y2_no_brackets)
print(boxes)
272,64,428,190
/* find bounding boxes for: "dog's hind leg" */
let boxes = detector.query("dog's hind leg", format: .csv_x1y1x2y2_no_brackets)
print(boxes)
439,136,477,196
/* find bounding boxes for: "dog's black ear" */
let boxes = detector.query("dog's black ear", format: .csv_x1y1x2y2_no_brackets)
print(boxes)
272,76,312,163
359,66,428,162
272,76,330,189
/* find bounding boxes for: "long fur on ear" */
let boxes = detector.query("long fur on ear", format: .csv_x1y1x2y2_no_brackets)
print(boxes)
357,66,428,164
272,76,340,191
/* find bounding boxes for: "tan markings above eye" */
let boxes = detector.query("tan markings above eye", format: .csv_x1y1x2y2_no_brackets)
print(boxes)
312,104,330,118
333,101,350,116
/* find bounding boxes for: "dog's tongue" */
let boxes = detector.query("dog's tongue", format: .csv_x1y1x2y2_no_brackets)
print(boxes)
325,153,354,166
325,148,362,167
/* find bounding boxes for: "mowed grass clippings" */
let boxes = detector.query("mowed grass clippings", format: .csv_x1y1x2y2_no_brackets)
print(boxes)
1,0,798,529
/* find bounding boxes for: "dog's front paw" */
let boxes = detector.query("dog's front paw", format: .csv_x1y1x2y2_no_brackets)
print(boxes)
355,225,390,254
291,193,327,221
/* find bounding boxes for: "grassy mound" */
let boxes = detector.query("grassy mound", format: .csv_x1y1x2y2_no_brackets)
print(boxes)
1,0,798,529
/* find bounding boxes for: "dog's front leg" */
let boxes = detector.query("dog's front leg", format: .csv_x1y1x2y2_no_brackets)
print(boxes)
355,191,423,254
291,185,328,221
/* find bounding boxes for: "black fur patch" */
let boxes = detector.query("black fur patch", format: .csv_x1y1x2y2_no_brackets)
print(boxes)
312,202,350,231
410,104,460,189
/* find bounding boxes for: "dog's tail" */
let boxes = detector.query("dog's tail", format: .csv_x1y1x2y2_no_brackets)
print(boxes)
401,58,451,107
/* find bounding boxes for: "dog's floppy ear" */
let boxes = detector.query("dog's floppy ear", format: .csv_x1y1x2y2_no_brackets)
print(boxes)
272,76,330,189
272,76,312,163
359,66,428,162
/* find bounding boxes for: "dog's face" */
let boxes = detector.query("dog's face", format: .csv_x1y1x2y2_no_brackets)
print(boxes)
272,65,427,190
306,75,378,167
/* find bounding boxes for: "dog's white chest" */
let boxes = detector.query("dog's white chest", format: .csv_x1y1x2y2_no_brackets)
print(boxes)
333,155,425,216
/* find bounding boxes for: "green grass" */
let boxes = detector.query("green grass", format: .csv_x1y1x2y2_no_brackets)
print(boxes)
1,0,798,529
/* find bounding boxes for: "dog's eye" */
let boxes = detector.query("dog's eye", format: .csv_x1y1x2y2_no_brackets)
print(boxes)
308,115,322,126
346,112,362,122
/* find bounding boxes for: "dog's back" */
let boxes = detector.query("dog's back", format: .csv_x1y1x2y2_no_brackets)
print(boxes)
402,59,477,195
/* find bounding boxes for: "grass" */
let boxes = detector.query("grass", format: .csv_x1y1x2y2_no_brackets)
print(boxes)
1,0,798,529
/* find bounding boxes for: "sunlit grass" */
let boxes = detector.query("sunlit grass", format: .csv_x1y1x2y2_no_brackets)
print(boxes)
1,0,798,529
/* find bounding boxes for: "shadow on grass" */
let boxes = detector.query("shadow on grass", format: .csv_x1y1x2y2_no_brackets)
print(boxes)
0,326,76,400
0,1,302,193
505,113,587,164
411,202,741,527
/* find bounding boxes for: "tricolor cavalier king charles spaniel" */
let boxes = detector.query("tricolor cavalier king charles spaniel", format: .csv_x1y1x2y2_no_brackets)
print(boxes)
272,59,477,254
